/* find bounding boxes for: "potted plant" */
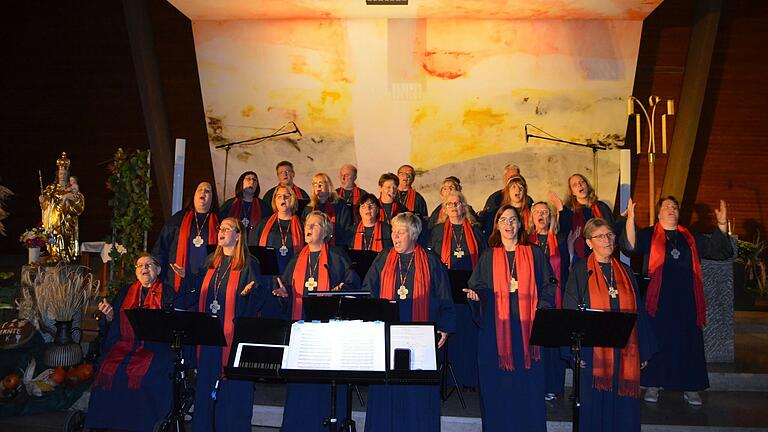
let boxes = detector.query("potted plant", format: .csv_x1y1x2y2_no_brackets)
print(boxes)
19,226,49,264
734,235,767,310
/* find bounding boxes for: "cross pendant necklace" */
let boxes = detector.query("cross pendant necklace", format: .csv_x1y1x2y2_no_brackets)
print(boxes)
193,212,210,248
210,260,232,314
666,231,680,260
602,264,618,299
397,253,415,300
509,254,518,293
451,224,465,259
277,218,290,256
304,253,321,291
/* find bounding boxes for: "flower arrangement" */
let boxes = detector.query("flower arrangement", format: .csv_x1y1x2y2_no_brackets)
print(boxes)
736,235,767,296
19,227,48,249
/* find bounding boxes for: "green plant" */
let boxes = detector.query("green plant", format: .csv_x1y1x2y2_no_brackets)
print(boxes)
736,234,767,296
106,148,152,300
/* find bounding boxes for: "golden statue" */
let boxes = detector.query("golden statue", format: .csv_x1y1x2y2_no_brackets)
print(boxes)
39,152,84,263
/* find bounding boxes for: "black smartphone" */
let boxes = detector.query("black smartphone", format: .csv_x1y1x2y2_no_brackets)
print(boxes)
394,348,411,370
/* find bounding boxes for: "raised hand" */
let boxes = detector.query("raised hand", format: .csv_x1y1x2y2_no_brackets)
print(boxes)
331,282,345,292
714,200,728,230
170,263,185,278
437,331,449,349
622,198,636,220
463,288,479,302
272,277,289,298
98,298,114,322
547,191,564,212
240,281,256,296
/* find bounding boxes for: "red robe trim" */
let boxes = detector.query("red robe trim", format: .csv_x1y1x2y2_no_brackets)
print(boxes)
259,214,304,256
352,221,383,252
440,220,479,269
197,261,241,371
290,244,330,320
228,197,263,227
174,210,218,292
572,203,603,258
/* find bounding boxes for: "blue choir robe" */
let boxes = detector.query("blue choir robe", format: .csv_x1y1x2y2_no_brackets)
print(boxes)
85,283,176,432
428,222,486,388
280,245,358,432
533,232,571,396
563,259,656,432
427,205,480,230
621,226,732,391
152,209,215,289
189,255,265,432
467,247,555,432
301,200,354,247
362,247,456,432
219,196,272,243
558,201,615,262
251,216,304,319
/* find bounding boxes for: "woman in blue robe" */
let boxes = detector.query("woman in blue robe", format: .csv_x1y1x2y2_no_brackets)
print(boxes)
273,211,359,432
564,217,656,432
301,173,354,248
622,197,732,405
85,254,178,432
362,212,456,432
466,206,555,432
185,217,265,432
429,191,485,389
219,171,272,243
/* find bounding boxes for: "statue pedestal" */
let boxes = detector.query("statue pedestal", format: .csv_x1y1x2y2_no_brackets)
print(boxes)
702,245,736,363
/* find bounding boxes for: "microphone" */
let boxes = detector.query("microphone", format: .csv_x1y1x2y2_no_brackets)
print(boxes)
578,270,593,311
525,124,529,143
168,288,198,311
291,121,302,137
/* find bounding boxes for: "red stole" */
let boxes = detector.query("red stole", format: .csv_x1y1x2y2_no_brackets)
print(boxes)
353,221,384,252
292,185,305,200
401,188,417,211
572,203,604,258
529,231,563,308
517,205,531,232
377,198,400,223
587,254,640,397
380,246,430,321
228,197,262,227
647,223,706,328
259,214,304,256
291,245,330,319
174,210,218,292
337,185,361,205
197,261,241,371
491,246,539,371
94,279,163,390
440,221,479,269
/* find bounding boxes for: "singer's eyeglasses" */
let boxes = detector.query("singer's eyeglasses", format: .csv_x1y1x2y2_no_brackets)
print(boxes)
590,233,616,241
216,225,239,233
445,201,462,209
497,217,518,226
135,262,156,269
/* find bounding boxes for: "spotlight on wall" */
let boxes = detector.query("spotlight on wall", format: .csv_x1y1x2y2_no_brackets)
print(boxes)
366,0,408,4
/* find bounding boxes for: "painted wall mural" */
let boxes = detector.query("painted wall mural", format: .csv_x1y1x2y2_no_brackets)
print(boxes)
191,17,644,211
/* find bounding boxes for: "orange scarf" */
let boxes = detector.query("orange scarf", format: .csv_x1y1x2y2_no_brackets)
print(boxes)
336,185,361,206
292,185,305,200
647,223,706,328
290,245,330,320
440,221,479,268
352,221,383,252
94,279,163,390
174,210,218,292
258,214,304,256
380,246,430,321
586,254,640,397
491,246,539,371
197,261,241,372
401,188,417,212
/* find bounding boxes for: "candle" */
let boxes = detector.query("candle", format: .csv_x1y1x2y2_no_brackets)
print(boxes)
667,99,675,116
662,114,667,154
636,114,642,154
627,97,635,116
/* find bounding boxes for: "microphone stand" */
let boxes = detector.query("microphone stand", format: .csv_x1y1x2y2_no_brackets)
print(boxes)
215,123,301,198
525,126,608,193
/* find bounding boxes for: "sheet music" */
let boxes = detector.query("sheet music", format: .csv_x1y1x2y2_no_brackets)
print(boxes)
389,325,437,370
281,321,386,371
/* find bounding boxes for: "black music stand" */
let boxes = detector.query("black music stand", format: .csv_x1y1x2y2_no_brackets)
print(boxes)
530,309,637,432
345,249,379,280
249,246,280,276
126,309,227,432
440,269,472,408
